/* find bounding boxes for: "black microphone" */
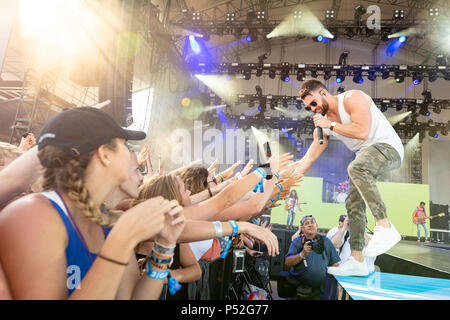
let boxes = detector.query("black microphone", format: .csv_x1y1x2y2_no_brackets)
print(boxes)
317,127,324,145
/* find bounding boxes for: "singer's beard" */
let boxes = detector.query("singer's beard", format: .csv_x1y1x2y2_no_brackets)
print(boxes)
321,99,329,116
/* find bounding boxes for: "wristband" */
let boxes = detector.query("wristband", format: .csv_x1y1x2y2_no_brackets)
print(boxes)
207,186,213,198
168,274,182,295
218,174,224,182
274,172,280,182
153,241,175,256
151,251,174,260
220,221,239,259
270,197,275,203
213,221,223,238
253,168,266,180
220,237,232,259
150,254,173,265
146,260,169,279
149,261,169,271
276,183,284,191
253,181,264,193
229,220,239,237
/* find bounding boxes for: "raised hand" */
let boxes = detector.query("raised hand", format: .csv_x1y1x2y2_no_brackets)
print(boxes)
207,159,218,175
279,160,303,180
269,153,293,173
238,222,279,256
116,196,175,245
137,144,150,166
156,200,186,246
240,159,254,176
220,160,242,179
281,173,304,190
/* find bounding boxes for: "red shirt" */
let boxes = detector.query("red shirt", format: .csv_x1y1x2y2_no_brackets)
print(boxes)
414,206,426,224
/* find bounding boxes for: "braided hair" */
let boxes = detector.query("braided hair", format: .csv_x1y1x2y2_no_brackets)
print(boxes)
38,140,119,228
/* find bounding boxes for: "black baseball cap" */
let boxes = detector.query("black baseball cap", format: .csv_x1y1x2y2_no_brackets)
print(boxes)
38,107,146,162
339,215,347,222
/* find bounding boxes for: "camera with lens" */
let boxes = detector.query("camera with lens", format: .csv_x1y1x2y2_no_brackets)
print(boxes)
303,236,325,255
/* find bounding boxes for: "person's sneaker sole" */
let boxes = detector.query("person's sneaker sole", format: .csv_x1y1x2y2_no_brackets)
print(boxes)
327,267,368,277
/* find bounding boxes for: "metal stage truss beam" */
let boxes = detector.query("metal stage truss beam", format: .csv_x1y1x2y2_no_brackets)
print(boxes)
189,62,450,82
169,0,449,61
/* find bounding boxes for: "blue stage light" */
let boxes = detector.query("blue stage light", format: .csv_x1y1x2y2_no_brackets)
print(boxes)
413,79,419,85
317,35,323,42
246,35,252,42
434,133,439,138
189,35,195,41
399,36,406,43
336,77,342,83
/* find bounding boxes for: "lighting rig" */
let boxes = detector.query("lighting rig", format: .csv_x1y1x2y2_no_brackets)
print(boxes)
194,62,450,83
173,7,445,42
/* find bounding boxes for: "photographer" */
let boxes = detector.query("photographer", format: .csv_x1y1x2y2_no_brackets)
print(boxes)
285,215,340,299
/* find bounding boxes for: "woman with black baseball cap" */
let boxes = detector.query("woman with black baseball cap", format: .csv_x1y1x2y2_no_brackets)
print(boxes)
0,107,186,299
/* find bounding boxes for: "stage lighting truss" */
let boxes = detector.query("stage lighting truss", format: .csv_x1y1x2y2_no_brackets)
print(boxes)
230,93,450,140
194,63,450,83
234,93,450,114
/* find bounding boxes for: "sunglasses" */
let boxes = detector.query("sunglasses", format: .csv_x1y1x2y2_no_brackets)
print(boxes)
305,101,318,111
301,215,315,225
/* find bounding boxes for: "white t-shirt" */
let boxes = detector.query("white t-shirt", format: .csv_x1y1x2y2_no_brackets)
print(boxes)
189,239,213,261
327,227,376,272
288,197,297,213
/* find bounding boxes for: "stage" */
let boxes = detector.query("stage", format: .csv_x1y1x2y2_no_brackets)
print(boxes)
333,240,450,300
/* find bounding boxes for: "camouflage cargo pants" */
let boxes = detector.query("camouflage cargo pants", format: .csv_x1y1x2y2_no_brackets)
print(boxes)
345,143,402,251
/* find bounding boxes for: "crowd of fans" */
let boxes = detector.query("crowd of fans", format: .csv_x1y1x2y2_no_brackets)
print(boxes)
0,106,306,300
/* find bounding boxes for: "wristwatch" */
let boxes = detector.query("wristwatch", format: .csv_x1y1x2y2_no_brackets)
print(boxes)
330,121,337,131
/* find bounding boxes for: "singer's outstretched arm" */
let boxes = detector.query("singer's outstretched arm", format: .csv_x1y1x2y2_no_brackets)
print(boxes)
296,128,328,175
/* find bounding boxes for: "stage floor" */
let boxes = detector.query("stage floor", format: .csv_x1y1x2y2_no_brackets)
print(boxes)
335,272,450,300
385,240,450,274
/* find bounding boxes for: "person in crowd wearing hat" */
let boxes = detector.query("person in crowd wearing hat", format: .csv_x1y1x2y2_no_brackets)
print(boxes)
0,107,186,299
285,215,340,299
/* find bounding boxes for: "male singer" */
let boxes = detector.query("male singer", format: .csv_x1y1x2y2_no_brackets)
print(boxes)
296,80,404,276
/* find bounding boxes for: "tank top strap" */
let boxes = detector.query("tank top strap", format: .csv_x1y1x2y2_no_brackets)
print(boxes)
41,191,95,297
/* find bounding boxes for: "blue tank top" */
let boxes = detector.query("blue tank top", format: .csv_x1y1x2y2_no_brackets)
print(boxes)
46,197,110,297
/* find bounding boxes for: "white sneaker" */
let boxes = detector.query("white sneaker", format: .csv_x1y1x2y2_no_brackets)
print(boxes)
363,222,401,257
327,257,369,277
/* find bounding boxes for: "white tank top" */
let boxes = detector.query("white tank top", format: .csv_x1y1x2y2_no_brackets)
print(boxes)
323,92,404,161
